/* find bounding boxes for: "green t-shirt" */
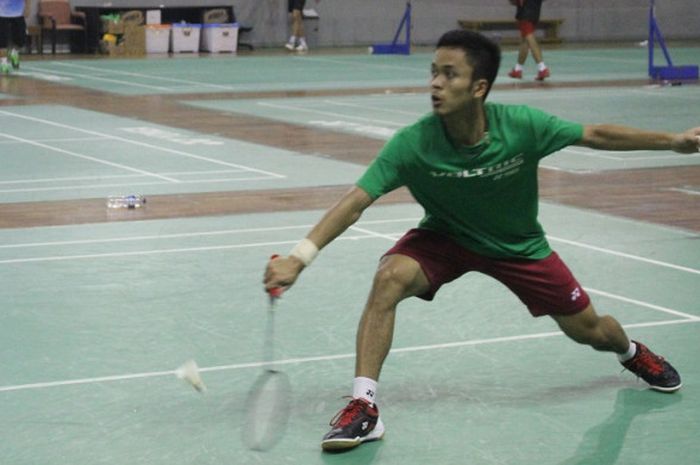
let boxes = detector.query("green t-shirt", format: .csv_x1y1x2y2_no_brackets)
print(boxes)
356,102,583,259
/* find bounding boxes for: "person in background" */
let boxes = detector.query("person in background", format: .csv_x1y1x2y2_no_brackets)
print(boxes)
285,0,308,52
0,0,29,74
508,0,549,80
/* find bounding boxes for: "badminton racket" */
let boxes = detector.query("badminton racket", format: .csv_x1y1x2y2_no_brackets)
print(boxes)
242,255,292,451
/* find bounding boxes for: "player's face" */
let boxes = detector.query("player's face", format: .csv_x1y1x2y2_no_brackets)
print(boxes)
430,47,486,116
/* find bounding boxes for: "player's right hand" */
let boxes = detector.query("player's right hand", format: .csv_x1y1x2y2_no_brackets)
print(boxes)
263,255,306,293
671,127,700,154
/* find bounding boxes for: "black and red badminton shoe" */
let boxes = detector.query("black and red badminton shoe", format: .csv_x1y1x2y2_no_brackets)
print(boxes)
621,340,682,392
321,398,385,451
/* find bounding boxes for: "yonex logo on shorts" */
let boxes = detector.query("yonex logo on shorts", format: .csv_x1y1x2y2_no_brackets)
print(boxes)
571,287,581,301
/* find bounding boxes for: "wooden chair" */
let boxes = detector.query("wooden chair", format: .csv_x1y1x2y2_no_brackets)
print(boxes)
38,0,87,55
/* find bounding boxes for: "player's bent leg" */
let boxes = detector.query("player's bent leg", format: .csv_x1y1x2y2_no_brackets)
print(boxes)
551,303,629,353
322,254,429,452
356,253,430,380
551,304,681,392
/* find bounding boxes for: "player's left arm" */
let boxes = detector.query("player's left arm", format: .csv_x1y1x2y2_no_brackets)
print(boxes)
577,124,700,154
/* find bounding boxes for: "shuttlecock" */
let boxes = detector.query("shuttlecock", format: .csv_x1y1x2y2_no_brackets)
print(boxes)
176,359,207,393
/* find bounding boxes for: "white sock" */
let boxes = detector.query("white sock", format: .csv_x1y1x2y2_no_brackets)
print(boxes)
353,376,378,405
298,38,307,46
514,63,523,71
288,35,297,44
537,62,547,71
617,341,637,362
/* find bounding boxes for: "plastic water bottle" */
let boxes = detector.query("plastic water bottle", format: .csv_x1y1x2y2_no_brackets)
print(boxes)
107,194,146,209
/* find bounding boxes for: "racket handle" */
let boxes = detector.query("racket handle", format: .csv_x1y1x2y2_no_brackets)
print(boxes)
268,287,284,299
268,254,284,299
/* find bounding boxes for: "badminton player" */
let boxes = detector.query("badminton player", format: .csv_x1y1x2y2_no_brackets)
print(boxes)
264,29,698,451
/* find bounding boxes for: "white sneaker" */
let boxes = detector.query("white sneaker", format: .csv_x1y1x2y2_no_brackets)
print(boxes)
295,43,308,52
284,42,295,51
0,59,11,75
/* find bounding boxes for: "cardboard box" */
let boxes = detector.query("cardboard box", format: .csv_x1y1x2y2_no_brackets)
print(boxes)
201,23,238,53
146,24,171,53
123,24,146,56
171,23,202,53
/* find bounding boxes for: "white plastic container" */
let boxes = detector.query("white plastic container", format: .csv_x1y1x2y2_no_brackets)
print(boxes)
145,24,171,53
170,23,202,53
201,23,239,53
146,9,161,25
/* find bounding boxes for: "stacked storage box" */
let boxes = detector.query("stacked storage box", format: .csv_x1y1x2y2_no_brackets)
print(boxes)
170,23,202,53
201,23,239,53
145,24,171,53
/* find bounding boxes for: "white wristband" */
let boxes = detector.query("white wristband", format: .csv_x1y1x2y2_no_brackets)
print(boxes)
289,238,319,266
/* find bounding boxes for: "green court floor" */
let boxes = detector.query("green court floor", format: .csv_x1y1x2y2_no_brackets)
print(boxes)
17,46,700,96
2,85,699,205
1,203,698,465
0,105,365,203
185,84,700,172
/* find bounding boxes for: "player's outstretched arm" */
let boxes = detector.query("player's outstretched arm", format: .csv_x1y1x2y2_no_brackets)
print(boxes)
264,186,375,292
577,124,700,154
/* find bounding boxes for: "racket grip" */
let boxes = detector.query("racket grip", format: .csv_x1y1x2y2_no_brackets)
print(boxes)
268,254,284,299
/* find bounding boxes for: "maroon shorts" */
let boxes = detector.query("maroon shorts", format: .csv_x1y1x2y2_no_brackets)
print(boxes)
384,229,590,317
518,20,536,37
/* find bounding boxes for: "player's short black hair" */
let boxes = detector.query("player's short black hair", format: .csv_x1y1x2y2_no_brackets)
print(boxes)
436,29,501,98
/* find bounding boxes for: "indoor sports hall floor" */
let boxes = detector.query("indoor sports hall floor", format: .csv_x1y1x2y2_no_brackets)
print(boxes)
1,43,699,465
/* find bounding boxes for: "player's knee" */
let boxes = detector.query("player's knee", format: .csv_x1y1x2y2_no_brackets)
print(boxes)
373,257,420,295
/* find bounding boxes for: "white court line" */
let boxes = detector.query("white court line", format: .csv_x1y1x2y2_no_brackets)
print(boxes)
21,65,174,91
50,62,241,91
0,224,313,249
348,225,700,319
0,172,149,185
0,168,251,186
561,147,699,161
349,225,401,241
0,218,419,250
0,174,280,194
630,88,700,101
1,317,697,394
0,237,367,264
547,235,700,275
323,99,424,117
664,187,700,196
0,136,106,144
559,148,629,161
256,101,406,127
353,223,700,276
586,287,700,321
0,131,179,183
2,219,698,276
295,55,427,73
538,164,596,174
561,54,646,65
622,154,700,161
0,110,285,179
